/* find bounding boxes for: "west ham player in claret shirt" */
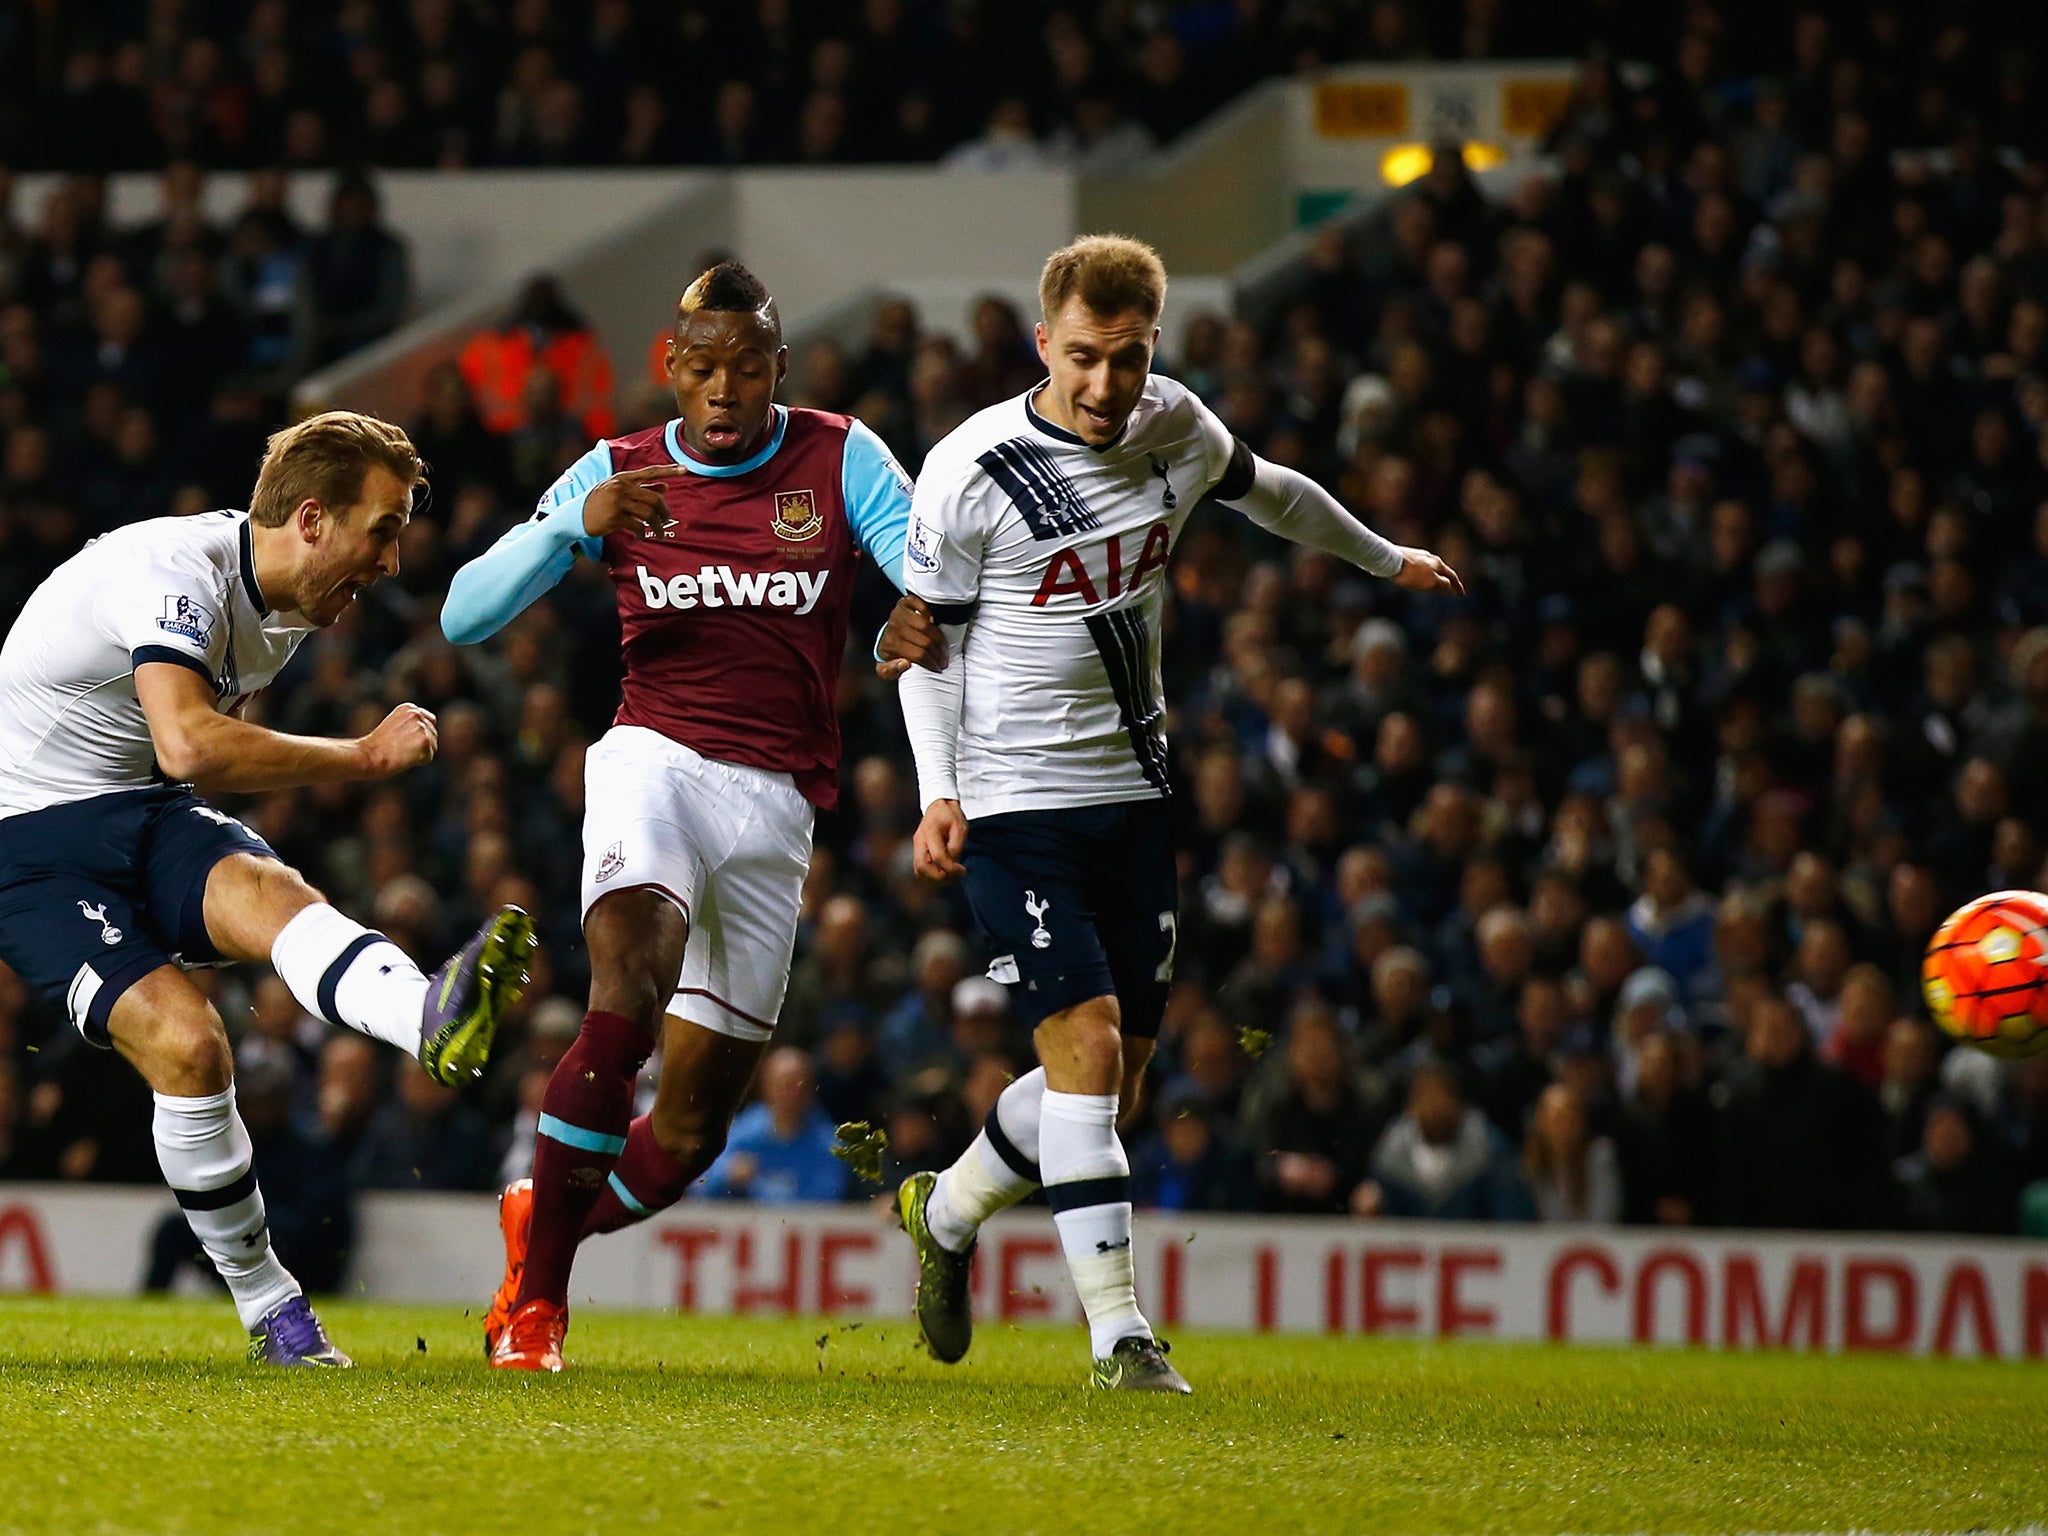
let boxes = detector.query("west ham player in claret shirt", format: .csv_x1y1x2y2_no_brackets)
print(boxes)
441,263,912,1370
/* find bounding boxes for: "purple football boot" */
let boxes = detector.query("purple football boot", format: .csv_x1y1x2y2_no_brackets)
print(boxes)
247,1296,352,1367
418,906,538,1086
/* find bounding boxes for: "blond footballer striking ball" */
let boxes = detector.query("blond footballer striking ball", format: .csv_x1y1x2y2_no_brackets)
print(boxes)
1922,889,2048,1059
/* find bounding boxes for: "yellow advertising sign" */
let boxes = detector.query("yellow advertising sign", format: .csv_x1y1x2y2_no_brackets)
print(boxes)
1315,82,1409,138
1501,78,1573,138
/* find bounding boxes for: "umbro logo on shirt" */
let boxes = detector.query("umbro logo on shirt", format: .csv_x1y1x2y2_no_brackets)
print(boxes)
636,564,830,615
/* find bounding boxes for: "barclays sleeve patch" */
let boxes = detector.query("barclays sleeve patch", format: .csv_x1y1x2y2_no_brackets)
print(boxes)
157,593,215,648
907,517,943,575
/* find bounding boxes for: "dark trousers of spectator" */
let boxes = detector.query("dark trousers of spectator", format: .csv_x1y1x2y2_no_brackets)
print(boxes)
143,1209,349,1298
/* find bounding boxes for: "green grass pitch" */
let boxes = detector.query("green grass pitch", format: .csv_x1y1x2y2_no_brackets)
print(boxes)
1,1297,2044,1535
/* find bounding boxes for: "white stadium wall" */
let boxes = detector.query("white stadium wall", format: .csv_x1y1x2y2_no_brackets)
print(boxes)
3,1186,2045,1361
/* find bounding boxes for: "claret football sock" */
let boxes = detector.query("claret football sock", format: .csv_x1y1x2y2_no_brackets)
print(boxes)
517,1010,656,1306
152,1087,300,1330
269,902,429,1053
927,1067,1045,1253
580,1115,692,1236
1040,1088,1152,1359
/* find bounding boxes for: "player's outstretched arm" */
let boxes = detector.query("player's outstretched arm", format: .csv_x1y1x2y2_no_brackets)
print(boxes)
441,453,670,645
136,661,437,793
1219,442,1463,595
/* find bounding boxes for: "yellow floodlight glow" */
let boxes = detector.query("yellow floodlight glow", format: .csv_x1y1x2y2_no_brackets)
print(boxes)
1380,141,1509,187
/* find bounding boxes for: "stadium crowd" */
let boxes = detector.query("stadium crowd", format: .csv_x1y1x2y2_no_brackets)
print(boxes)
6,0,1593,176
8,5,2048,1298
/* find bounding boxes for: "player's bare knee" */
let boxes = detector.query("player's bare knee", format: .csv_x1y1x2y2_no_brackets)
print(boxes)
270,861,325,910
1037,996,1124,1083
588,966,669,1032
153,1006,233,1096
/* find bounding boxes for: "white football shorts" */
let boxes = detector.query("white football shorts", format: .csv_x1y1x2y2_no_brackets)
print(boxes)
578,725,813,1042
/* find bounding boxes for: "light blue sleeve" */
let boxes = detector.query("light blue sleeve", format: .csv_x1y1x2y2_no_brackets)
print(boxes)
440,442,611,645
841,419,914,593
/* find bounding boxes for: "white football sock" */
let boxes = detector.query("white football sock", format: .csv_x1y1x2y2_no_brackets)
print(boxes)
270,903,428,1053
1040,1088,1150,1358
152,1088,300,1331
928,1067,1045,1253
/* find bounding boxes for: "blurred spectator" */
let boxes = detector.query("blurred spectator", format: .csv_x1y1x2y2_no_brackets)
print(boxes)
1522,1082,1621,1222
875,1069,968,1189
218,205,312,393
1891,1098,2016,1235
879,929,966,1080
815,1018,889,1129
350,1062,499,1192
459,275,616,442
1715,998,1884,1229
305,171,409,364
1241,1004,1382,1213
1361,1058,1534,1220
1131,1081,1257,1211
409,361,510,503
1474,975,1567,1139
1615,1029,1715,1225
236,972,325,1120
698,1047,850,1202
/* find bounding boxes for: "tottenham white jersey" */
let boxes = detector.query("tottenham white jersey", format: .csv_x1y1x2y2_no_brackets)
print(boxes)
905,376,1237,817
0,512,316,820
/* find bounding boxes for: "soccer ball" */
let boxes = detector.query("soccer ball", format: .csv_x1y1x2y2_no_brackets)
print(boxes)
1922,890,2048,1059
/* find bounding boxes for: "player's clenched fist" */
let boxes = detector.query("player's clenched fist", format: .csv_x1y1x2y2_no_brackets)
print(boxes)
356,703,438,777
580,464,674,538
912,799,969,882
1391,545,1464,595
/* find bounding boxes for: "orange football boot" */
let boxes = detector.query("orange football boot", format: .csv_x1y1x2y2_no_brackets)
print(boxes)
490,1298,567,1372
481,1178,532,1358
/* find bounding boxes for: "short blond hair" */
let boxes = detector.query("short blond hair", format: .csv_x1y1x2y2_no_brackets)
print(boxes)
249,411,424,528
1039,234,1167,326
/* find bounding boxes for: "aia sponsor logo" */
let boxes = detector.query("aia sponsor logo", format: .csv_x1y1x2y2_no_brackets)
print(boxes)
1030,521,1172,607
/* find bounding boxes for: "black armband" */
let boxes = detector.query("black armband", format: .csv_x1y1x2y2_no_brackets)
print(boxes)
1214,436,1257,502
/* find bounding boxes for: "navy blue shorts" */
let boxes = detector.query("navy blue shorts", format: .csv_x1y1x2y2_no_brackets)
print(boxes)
0,786,276,1048
960,798,1179,1037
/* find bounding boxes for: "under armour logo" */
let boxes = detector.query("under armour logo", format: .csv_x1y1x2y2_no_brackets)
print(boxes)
1095,1237,1132,1253
77,901,123,946
1148,454,1177,510
1024,890,1052,950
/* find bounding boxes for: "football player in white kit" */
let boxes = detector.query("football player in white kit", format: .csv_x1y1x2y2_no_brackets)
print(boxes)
0,412,535,1364
888,236,1460,1391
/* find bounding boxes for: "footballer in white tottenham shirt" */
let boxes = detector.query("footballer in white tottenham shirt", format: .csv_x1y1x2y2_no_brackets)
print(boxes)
898,374,1438,820
0,420,537,1365
0,511,314,819
900,374,1228,818
888,238,1462,1395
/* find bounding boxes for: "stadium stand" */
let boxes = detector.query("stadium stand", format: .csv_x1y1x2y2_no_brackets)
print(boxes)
3,2,2048,1256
